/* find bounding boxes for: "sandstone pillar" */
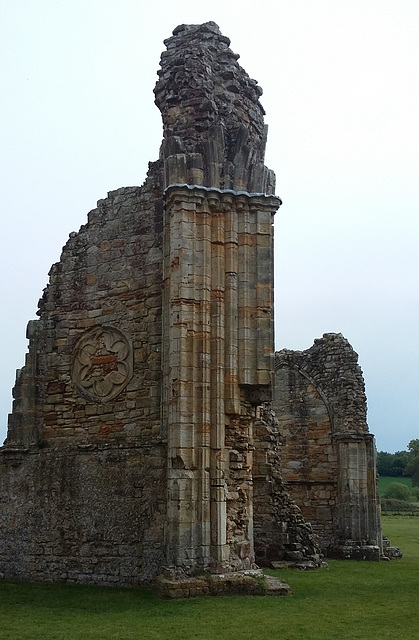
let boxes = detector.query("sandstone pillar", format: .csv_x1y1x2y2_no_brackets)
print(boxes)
335,434,381,560
153,20,281,572
162,185,279,570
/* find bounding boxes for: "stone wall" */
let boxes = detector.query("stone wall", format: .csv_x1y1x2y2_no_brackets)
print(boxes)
252,405,322,567
0,24,380,589
8,175,164,448
274,333,381,559
0,444,166,585
0,21,289,586
0,171,168,585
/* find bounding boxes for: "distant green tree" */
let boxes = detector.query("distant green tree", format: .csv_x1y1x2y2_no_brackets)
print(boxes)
384,482,411,501
376,451,394,476
393,450,411,476
377,450,410,476
408,439,419,457
406,439,419,487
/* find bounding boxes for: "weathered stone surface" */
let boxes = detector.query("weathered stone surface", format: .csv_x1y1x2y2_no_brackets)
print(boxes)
0,24,382,593
0,22,289,588
274,333,382,559
253,405,323,567
382,537,403,559
155,569,291,598
154,22,275,194
1,177,167,586
156,23,282,574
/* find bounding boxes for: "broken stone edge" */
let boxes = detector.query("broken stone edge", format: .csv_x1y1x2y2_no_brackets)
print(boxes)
154,569,291,598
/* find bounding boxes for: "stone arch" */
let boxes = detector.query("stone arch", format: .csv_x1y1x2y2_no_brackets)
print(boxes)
273,334,381,558
274,360,338,549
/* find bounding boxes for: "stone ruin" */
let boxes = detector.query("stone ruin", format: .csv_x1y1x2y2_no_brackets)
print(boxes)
0,23,382,592
275,333,381,560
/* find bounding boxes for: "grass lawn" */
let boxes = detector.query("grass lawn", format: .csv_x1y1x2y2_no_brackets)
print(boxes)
1,515,418,640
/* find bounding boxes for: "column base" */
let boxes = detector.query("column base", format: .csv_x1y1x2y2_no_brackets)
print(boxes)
329,542,381,561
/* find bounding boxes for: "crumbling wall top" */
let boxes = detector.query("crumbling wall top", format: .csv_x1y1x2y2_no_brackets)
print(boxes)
154,22,275,193
275,333,369,435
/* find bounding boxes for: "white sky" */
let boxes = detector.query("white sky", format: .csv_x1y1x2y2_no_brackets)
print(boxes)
0,0,418,452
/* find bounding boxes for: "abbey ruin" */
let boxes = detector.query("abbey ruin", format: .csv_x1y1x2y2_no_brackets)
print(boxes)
0,23,382,592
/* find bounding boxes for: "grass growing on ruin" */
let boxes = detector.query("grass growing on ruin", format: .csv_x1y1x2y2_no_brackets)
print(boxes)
1,515,417,640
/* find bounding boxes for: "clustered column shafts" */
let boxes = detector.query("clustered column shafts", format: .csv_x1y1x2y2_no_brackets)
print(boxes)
163,186,278,570
223,202,240,415
156,21,280,573
209,201,228,564
336,434,381,552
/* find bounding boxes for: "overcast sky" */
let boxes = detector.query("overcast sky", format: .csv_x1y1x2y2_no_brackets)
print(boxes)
1,0,418,452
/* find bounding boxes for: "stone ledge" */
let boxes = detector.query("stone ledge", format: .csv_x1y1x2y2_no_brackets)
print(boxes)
164,182,282,203
329,544,381,561
271,559,328,571
154,569,291,598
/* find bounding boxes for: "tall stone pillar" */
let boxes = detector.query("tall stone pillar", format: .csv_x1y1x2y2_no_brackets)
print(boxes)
155,21,281,572
335,434,381,560
162,186,279,570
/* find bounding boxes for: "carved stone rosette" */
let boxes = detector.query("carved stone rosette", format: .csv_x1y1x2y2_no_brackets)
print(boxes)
72,326,133,402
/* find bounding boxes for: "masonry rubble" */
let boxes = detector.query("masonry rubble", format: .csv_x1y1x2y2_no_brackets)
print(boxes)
0,23,383,595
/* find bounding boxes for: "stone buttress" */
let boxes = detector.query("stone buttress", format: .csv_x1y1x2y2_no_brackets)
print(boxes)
154,23,280,571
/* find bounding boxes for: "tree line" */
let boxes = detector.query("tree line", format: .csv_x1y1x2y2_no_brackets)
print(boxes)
377,439,419,485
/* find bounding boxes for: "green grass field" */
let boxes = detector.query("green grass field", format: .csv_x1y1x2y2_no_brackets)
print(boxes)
378,475,412,495
1,515,418,640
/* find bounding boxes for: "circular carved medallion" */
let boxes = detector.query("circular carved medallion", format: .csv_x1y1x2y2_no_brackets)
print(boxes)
72,326,133,402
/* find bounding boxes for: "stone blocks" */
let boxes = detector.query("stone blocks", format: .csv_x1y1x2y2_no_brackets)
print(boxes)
274,333,382,557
